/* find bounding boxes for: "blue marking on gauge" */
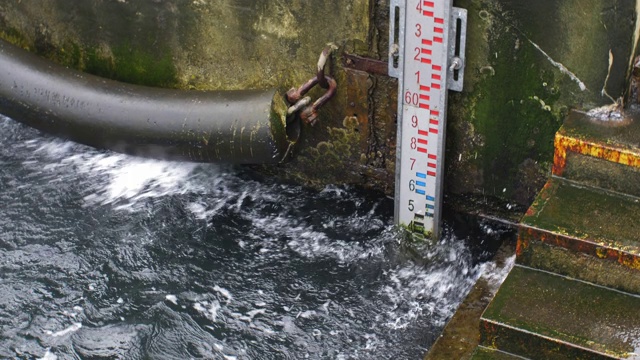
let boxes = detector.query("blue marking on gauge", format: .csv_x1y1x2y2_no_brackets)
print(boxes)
416,172,427,179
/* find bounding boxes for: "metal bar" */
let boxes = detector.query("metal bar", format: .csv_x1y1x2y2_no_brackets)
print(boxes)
342,53,389,76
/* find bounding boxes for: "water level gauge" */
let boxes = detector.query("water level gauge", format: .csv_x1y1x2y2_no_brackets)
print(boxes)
389,0,467,239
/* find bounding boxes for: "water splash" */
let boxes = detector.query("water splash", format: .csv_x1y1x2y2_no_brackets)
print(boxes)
0,116,500,359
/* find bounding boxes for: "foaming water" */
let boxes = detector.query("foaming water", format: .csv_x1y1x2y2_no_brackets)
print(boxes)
1,115,496,359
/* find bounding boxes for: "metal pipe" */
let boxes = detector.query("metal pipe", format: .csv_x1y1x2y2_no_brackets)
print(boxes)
0,39,296,164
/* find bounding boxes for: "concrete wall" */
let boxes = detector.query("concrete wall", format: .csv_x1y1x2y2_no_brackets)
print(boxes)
448,0,637,205
0,0,637,209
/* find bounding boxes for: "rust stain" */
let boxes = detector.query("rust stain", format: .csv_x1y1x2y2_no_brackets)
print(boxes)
516,237,529,257
345,68,371,153
342,53,389,76
553,131,640,176
552,134,568,175
524,179,555,217
519,224,640,271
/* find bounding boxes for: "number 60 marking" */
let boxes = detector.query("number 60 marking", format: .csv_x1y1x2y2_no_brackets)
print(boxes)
405,91,420,105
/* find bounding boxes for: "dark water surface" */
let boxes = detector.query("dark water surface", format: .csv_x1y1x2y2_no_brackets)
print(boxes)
0,115,506,359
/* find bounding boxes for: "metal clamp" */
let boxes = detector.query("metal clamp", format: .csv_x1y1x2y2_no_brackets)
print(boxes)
299,76,337,126
447,8,468,92
285,46,338,126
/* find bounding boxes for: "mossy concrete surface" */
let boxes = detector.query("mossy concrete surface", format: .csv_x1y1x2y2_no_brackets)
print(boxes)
481,265,640,359
447,0,636,206
518,239,640,295
561,111,640,155
476,109,640,359
520,177,640,263
0,0,388,193
0,1,638,205
0,0,370,90
516,174,640,293
563,152,640,199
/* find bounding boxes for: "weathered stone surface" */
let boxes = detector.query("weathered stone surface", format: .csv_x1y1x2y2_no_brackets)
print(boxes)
0,0,371,90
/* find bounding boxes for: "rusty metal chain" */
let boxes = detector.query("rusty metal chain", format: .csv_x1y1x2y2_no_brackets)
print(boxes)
285,45,337,126
299,76,336,126
316,45,334,89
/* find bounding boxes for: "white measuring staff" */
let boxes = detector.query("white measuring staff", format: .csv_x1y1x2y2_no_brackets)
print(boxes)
389,0,467,239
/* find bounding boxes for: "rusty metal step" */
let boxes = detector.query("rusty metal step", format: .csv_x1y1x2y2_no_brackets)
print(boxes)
554,111,640,197
480,265,640,360
517,177,640,294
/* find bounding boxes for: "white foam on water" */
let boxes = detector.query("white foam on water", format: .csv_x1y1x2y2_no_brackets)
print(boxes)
245,309,266,321
297,310,317,319
213,286,233,303
614,328,640,358
76,155,200,210
479,254,516,291
15,134,210,212
208,301,221,322
46,323,83,337
193,301,221,322
247,214,387,263
187,201,226,220
379,239,487,331
165,295,178,305
38,349,58,360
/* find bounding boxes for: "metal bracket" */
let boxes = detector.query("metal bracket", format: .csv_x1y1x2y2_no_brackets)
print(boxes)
447,7,467,92
388,3,468,93
388,0,406,80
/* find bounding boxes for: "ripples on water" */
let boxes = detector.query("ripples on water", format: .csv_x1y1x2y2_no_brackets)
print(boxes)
0,115,509,359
